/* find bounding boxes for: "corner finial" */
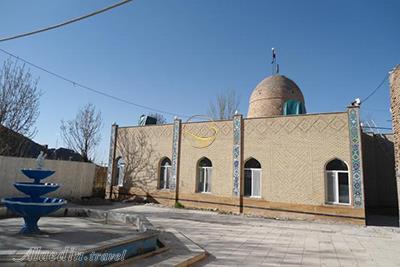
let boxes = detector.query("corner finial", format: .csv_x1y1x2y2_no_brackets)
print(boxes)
351,98,361,107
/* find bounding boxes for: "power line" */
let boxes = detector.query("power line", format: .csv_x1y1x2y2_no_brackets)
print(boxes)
361,74,389,104
0,48,189,118
362,126,392,130
0,0,132,43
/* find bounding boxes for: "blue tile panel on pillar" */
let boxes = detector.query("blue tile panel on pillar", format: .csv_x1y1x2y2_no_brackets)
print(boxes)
171,119,181,191
232,115,242,196
106,124,118,193
348,108,364,208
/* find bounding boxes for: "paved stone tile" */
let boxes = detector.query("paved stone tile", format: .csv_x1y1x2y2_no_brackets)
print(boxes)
71,204,400,266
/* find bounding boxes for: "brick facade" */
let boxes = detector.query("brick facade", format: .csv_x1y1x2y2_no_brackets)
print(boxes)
389,65,400,218
243,112,351,206
109,110,366,224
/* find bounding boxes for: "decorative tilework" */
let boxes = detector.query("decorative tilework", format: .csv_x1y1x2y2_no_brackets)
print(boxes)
232,115,242,196
170,119,181,191
182,121,231,137
348,108,364,208
218,122,232,136
244,115,347,136
330,117,346,131
106,124,118,195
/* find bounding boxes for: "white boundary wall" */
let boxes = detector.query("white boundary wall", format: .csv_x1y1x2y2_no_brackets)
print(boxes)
0,156,95,199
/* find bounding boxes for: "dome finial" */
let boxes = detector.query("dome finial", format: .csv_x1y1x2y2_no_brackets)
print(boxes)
271,48,279,76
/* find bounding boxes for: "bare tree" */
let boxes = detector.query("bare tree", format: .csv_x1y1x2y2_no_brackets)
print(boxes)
208,89,240,120
60,103,102,162
116,129,159,194
148,113,167,124
0,59,41,137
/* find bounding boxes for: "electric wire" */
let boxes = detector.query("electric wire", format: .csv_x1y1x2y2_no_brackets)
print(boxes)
0,0,132,42
361,74,389,104
0,48,189,118
360,74,391,131
362,126,392,130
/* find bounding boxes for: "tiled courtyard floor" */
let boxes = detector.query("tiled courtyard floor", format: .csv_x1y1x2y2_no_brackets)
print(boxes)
79,204,400,266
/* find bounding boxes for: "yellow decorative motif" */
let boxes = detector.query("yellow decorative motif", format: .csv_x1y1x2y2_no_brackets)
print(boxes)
182,115,219,148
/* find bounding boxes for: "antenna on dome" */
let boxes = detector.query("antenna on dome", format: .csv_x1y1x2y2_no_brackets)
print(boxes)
271,48,279,75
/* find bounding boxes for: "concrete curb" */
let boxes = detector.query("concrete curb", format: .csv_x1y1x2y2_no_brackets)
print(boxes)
119,228,207,267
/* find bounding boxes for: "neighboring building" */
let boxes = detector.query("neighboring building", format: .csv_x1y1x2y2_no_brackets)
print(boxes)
0,125,44,158
46,148,84,162
0,124,84,161
361,132,397,214
390,65,400,223
106,74,397,225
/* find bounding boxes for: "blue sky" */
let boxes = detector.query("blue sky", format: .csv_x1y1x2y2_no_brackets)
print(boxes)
1,0,399,163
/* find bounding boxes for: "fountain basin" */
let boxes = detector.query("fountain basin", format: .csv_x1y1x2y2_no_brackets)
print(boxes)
14,182,60,198
21,169,55,183
2,197,66,234
3,197,66,217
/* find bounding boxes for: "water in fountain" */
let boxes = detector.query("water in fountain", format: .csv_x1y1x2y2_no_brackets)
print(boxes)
1,152,67,234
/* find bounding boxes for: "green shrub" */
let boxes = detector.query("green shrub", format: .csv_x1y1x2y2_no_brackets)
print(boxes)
174,201,184,209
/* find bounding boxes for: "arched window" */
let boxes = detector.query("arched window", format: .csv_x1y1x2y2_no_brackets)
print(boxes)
283,99,306,115
325,159,350,204
197,157,212,193
159,158,172,190
116,158,125,187
244,158,262,197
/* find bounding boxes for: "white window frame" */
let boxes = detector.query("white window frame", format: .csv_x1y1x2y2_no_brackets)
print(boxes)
198,166,212,193
244,168,262,198
117,160,125,187
160,164,171,190
325,170,350,205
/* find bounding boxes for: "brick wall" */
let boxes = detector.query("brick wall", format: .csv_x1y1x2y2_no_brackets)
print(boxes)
179,120,233,197
112,111,365,223
389,65,400,214
243,112,351,206
114,124,174,201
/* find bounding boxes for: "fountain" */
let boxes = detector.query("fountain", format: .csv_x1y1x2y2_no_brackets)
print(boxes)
1,152,66,234
0,154,206,266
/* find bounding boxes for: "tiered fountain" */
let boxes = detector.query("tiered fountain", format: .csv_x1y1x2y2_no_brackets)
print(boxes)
2,152,66,234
